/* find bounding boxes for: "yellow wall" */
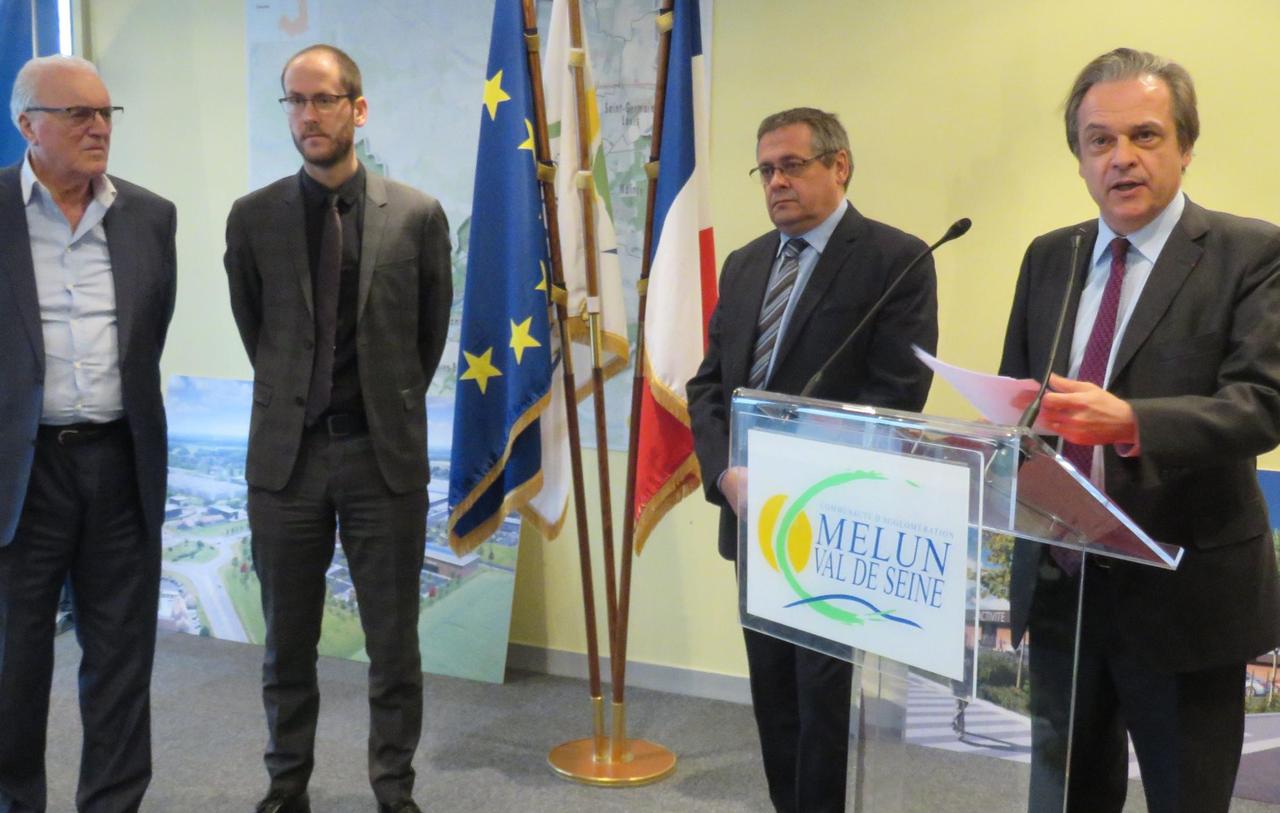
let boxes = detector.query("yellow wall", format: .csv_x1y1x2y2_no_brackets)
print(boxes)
84,0,1280,682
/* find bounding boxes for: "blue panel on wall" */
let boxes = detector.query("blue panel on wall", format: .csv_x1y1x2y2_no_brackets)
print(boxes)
1,0,64,166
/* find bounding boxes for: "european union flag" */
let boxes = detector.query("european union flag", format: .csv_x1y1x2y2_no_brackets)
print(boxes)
448,0,554,553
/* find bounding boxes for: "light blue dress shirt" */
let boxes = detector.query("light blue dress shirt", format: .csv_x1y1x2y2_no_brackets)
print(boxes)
21,151,124,425
764,198,849,384
1066,190,1185,482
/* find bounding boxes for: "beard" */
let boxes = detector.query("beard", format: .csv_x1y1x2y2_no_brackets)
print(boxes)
292,125,354,169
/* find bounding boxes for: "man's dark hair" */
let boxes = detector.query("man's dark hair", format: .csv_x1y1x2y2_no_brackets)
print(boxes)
757,107,853,189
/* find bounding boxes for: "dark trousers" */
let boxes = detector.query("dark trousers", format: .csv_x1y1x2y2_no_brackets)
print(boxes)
0,425,158,813
248,432,426,806
1027,558,1245,813
743,627,852,813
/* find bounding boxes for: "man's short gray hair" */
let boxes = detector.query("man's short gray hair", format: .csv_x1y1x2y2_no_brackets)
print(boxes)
1064,48,1198,158
10,55,100,128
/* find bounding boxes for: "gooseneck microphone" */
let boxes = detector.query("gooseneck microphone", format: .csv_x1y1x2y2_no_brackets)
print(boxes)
800,217,972,398
1017,226,1088,429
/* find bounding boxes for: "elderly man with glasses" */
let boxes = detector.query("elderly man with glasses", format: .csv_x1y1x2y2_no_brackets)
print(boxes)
0,55,176,813
224,44,451,813
688,107,938,813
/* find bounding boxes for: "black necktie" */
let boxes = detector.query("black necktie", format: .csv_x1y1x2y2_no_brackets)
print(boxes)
305,193,342,426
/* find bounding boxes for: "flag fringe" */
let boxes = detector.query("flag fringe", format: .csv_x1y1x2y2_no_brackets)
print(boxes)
447,388,551,547
450,470,546,556
633,453,701,555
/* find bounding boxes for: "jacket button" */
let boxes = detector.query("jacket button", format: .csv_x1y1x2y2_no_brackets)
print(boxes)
295,396,305,406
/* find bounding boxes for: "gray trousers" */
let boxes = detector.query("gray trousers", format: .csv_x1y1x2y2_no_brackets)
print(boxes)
248,431,426,806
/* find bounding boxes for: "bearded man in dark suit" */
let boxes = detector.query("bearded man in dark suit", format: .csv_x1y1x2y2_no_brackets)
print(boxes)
688,106,938,813
1000,47,1280,813
224,45,450,813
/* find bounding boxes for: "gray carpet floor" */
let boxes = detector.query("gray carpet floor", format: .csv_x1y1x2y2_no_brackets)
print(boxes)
41,631,1280,812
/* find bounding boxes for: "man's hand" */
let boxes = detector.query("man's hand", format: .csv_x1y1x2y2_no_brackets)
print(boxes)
720,466,748,516
1039,374,1138,446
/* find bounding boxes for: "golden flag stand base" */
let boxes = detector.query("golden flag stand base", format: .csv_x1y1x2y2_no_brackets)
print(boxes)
547,699,677,786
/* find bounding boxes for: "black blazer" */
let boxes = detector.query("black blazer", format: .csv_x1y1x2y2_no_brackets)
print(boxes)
224,168,452,494
0,163,177,545
1000,199,1280,672
688,202,938,560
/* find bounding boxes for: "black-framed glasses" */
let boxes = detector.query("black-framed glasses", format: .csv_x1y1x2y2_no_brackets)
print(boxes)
749,151,835,184
278,93,356,114
24,105,122,126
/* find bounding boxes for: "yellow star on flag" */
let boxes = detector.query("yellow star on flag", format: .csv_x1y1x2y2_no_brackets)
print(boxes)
535,260,548,292
518,118,535,152
509,317,542,364
460,347,502,394
482,70,511,121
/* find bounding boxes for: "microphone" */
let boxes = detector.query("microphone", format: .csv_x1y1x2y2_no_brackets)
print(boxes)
800,217,971,398
1017,226,1087,429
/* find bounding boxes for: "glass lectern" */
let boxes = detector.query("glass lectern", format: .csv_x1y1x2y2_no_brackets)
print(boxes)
730,389,1181,812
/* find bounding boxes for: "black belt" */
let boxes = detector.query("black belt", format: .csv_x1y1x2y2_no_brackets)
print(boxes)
309,412,369,437
38,419,128,447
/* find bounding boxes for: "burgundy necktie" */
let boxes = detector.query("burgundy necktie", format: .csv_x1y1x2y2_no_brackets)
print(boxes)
1055,236,1129,574
304,193,342,427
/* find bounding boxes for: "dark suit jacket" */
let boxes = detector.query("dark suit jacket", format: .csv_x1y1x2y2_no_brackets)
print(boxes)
0,163,177,546
224,167,452,493
688,202,938,560
1000,199,1280,672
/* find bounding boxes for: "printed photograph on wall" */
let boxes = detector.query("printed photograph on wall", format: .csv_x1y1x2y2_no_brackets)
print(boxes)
158,375,519,683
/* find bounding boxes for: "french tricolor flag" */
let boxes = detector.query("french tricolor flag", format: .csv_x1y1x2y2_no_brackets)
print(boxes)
632,0,716,552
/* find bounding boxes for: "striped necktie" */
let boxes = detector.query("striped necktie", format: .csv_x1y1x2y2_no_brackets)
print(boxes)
1055,236,1129,575
748,237,808,388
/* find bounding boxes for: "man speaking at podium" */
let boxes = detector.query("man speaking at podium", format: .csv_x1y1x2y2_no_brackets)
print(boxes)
999,48,1280,813
688,107,937,813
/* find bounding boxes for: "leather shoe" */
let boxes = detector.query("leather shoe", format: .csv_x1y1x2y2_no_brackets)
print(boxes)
378,801,422,813
254,790,311,813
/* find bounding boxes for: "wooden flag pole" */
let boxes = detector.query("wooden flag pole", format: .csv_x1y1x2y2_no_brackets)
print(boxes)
617,0,675,721
519,0,608,765
545,0,675,785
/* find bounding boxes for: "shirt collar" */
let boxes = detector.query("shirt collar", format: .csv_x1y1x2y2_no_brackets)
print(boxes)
20,149,116,209
1092,190,1184,267
299,162,366,209
776,198,848,257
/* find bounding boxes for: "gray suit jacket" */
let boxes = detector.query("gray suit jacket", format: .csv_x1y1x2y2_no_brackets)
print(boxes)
224,167,452,493
688,203,938,560
0,162,177,546
1000,198,1280,671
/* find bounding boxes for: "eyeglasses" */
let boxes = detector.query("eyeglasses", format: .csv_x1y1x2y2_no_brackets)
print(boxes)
749,151,835,184
24,106,122,126
278,93,356,114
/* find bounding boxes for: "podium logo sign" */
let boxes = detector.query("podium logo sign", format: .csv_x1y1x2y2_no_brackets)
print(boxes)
746,429,970,680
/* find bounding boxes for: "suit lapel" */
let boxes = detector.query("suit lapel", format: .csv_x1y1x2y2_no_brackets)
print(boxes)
1110,202,1205,383
0,167,43,369
280,178,314,317
771,204,858,372
103,185,139,367
724,233,780,387
358,172,388,319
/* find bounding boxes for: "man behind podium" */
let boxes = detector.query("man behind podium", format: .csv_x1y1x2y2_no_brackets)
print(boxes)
999,48,1280,813
224,44,451,813
688,107,937,813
